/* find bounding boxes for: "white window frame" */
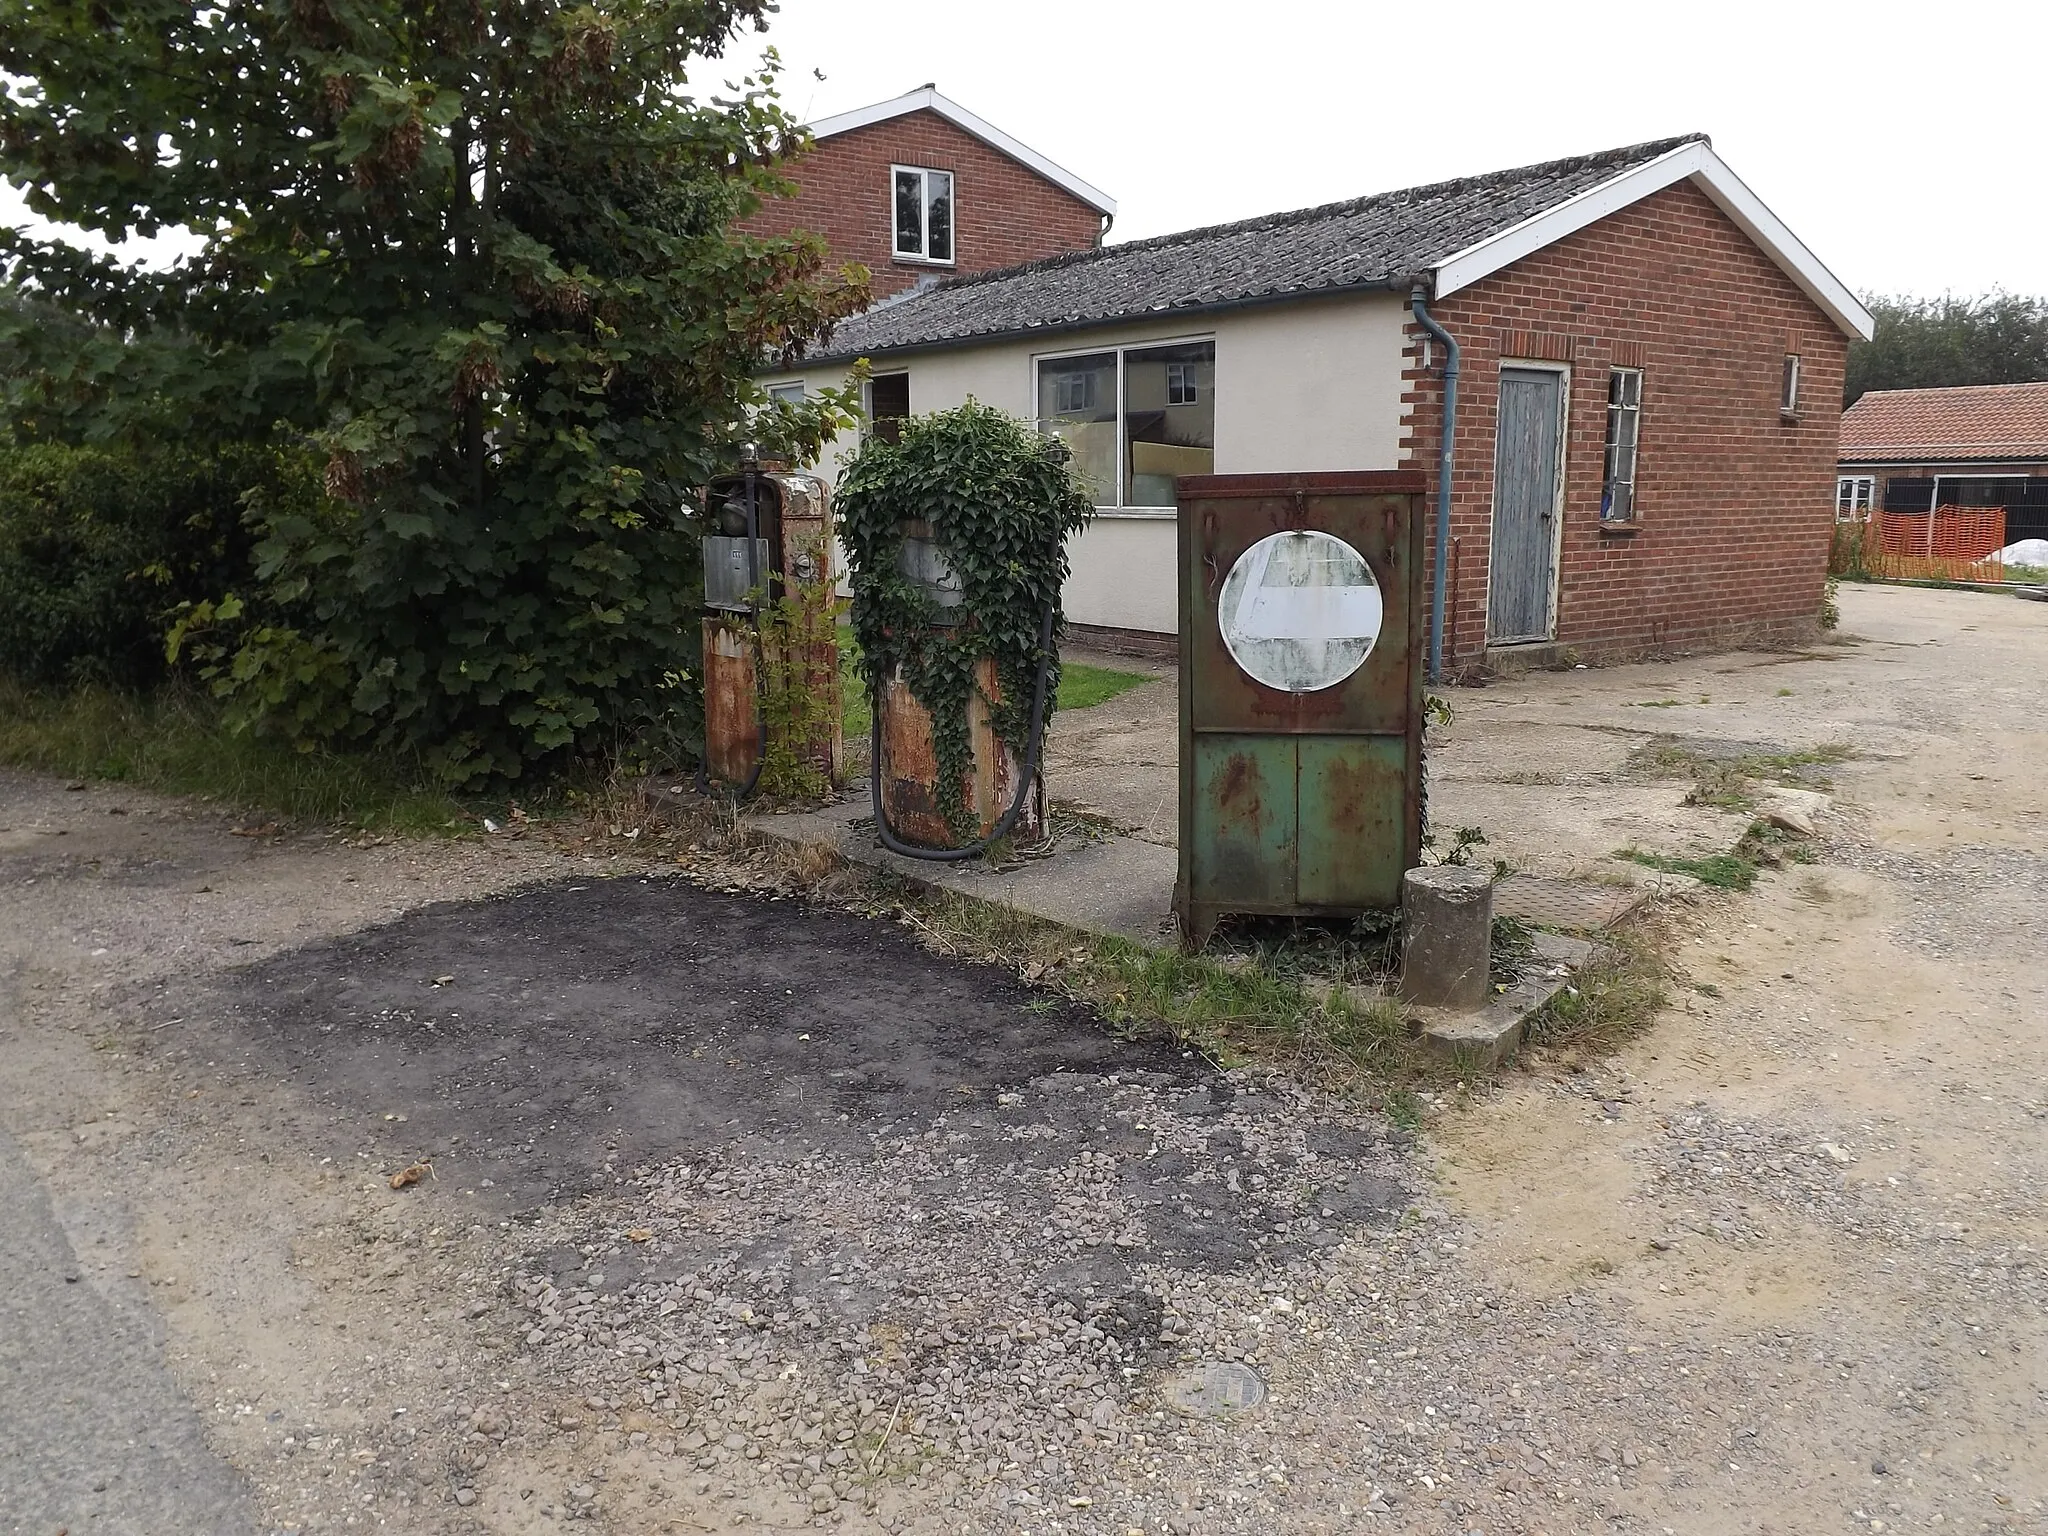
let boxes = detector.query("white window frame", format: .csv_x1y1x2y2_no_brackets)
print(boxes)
1032,334,1215,516
767,380,806,405
1051,369,1098,414
1601,366,1643,524
1781,353,1802,417
891,165,955,266
1835,475,1874,520
1165,361,1199,406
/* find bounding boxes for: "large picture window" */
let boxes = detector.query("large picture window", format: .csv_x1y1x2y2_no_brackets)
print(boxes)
1037,340,1216,509
893,167,954,263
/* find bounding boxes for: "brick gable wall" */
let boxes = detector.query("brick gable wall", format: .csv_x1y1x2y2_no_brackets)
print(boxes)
1400,178,1848,669
738,109,1104,298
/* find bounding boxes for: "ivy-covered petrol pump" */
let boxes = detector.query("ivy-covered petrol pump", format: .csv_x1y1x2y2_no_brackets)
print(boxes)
837,404,1094,858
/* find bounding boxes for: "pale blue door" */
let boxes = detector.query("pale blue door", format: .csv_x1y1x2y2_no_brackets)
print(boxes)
1488,368,1564,643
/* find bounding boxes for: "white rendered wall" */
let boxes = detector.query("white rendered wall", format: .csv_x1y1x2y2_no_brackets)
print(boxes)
760,289,1409,633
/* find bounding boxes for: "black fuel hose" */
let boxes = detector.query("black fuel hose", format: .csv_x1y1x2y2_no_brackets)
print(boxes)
870,602,1056,862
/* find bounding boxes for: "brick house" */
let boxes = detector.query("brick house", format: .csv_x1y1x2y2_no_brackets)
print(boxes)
768,135,1872,670
1838,383,2048,550
741,85,1116,302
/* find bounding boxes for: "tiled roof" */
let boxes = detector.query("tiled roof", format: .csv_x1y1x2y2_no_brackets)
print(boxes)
1840,382,2048,462
806,135,1707,361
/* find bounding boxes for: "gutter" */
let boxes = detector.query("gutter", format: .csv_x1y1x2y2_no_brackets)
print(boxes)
1409,285,1460,686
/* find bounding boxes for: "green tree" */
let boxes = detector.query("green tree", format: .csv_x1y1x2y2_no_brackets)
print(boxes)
0,0,865,782
1846,293,2048,406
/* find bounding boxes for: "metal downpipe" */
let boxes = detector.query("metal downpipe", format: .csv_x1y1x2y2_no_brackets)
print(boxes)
1409,287,1460,685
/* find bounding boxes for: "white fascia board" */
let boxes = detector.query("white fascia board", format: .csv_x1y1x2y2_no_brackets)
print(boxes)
808,86,1118,218
1430,140,1874,342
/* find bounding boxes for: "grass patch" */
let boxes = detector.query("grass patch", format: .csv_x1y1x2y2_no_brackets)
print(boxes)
1522,928,1669,1057
1057,660,1155,711
1633,737,1855,808
0,677,468,834
1615,847,1759,891
819,871,1439,1100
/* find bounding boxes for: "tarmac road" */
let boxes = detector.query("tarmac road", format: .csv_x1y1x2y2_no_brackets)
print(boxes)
0,1124,256,1535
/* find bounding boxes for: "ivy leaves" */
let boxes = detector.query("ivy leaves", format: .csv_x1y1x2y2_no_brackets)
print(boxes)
837,402,1094,839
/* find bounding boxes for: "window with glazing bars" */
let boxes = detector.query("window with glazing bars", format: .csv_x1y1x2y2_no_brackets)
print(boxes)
1602,368,1643,522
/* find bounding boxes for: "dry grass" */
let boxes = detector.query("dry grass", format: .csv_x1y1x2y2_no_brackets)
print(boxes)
1519,920,1672,1061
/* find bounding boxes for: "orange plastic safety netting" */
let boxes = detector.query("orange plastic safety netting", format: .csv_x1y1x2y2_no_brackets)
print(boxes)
1873,507,2007,582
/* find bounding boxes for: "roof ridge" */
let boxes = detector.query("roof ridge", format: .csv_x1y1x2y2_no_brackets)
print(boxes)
1852,380,2048,400
904,133,1710,302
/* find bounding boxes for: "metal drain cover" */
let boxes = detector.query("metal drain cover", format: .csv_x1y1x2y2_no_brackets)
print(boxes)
1163,1360,1267,1417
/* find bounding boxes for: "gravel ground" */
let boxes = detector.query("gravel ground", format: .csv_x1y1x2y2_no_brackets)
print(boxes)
3,583,2045,1536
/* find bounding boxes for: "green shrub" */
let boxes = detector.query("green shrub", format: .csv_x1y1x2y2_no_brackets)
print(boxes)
0,442,277,688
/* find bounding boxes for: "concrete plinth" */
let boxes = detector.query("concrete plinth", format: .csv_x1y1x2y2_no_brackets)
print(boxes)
1399,865,1494,1010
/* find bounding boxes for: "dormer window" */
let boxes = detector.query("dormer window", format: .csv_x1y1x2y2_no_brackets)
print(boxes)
893,166,954,264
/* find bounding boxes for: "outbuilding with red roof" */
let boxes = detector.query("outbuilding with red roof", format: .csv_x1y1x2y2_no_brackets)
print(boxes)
1838,382,2048,548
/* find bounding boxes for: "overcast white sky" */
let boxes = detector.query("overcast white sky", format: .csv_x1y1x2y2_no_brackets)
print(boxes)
6,0,2042,300
745,0,2048,302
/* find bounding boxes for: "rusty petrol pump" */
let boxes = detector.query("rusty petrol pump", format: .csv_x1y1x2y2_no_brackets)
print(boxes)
1173,471,1429,950
836,404,1093,861
698,444,843,794
868,519,1050,853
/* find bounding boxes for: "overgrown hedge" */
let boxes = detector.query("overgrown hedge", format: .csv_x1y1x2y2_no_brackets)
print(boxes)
0,442,280,688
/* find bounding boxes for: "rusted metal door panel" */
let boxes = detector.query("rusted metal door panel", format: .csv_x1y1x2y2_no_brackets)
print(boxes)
1175,471,1426,947
1488,367,1563,644
1296,736,1408,909
1183,481,1419,737
1188,735,1298,912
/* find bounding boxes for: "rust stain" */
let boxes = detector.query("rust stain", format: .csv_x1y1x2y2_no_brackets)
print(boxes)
878,665,1041,849
701,619,759,786
1210,752,1267,841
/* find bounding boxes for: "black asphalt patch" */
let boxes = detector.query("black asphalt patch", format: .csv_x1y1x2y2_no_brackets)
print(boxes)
218,876,1200,1207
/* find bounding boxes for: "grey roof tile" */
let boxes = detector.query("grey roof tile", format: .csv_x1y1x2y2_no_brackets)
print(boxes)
807,134,1705,361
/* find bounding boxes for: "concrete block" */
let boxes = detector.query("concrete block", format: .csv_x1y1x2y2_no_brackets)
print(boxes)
1400,931,1600,1068
1399,865,1494,1010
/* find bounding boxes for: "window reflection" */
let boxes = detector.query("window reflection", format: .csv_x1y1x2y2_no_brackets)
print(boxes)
1037,352,1118,505
1123,342,1215,508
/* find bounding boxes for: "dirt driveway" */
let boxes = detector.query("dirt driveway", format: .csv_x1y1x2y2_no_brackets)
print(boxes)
2,582,2044,1536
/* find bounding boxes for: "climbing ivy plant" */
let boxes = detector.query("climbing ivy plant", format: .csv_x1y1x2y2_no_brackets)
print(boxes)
836,403,1094,840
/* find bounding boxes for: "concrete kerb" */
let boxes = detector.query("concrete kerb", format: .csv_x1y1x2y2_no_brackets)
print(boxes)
1394,930,1603,1069
746,794,1180,949
746,796,1610,1077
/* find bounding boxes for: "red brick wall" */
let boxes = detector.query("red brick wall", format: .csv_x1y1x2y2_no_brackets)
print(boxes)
1400,178,1850,669
738,109,1105,298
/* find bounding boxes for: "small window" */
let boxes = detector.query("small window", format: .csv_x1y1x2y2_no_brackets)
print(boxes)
1781,353,1801,416
1601,367,1643,523
892,166,954,263
867,372,909,444
1053,370,1098,413
767,381,806,405
1166,361,1199,406
1835,475,1874,520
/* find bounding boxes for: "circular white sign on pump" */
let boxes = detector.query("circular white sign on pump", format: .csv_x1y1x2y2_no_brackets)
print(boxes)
1217,530,1383,693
